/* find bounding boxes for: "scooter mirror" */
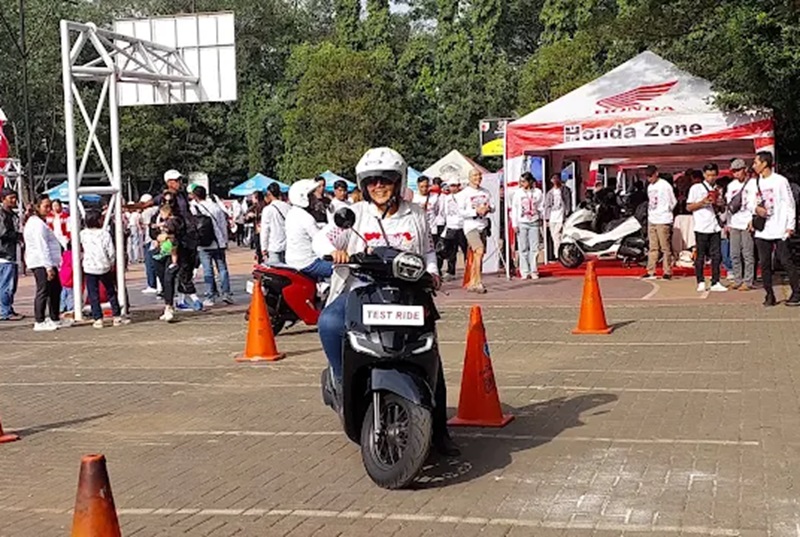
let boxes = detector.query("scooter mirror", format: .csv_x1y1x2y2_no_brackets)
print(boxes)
334,208,356,230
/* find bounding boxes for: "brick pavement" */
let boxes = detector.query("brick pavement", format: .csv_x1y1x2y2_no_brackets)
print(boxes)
1,270,799,536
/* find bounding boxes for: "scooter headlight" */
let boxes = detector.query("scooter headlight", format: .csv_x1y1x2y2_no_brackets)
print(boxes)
393,252,425,281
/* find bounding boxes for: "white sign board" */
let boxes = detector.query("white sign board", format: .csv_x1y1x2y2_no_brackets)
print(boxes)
115,12,237,106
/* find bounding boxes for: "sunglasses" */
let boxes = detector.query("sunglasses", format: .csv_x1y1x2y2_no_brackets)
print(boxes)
363,176,398,187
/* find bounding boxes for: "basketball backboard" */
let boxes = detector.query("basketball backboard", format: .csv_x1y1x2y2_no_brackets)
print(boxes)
114,12,237,106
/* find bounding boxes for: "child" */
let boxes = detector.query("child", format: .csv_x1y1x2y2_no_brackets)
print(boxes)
59,242,75,321
80,210,129,328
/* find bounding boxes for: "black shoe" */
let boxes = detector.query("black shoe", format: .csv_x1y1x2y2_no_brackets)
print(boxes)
432,433,461,457
764,294,777,307
786,294,800,307
662,274,672,281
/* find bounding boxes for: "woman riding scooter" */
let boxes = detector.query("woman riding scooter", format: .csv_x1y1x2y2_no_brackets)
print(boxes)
312,147,460,457
285,179,334,281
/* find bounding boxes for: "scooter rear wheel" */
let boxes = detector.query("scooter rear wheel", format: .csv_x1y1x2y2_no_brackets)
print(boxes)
361,393,432,490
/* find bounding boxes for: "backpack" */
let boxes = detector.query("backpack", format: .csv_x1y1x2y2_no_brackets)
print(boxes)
194,206,216,247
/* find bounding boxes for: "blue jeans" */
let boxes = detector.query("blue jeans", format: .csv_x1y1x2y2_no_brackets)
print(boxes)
318,292,349,380
60,287,74,313
198,248,231,298
85,272,121,320
721,238,733,271
144,247,158,289
0,263,18,319
301,258,333,281
517,222,541,276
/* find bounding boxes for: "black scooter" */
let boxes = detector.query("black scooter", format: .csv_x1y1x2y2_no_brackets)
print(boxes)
321,208,441,490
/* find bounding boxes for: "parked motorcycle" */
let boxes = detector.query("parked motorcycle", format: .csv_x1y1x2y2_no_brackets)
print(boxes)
321,208,441,490
558,197,648,269
246,265,326,335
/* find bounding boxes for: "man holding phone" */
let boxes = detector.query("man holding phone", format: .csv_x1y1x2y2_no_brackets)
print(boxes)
687,163,728,292
751,151,799,306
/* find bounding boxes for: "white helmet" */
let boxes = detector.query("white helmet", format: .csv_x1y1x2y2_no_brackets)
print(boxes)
355,147,407,196
288,179,318,208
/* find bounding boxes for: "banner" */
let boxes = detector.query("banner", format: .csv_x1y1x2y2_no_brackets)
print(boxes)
480,119,512,157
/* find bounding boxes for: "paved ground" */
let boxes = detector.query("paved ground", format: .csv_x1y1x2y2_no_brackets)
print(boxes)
1,251,798,536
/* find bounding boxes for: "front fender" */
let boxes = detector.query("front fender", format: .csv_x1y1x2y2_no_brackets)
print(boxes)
370,369,433,409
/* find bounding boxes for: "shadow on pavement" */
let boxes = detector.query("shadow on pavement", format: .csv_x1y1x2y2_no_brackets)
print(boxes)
415,393,618,489
12,412,112,438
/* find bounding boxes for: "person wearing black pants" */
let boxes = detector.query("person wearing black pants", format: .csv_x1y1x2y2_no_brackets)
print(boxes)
32,267,61,327
751,151,800,306
155,257,178,315
694,231,722,287
444,229,468,277
686,163,728,293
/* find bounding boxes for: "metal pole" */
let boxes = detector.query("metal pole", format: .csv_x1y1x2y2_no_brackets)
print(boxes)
19,0,33,200
61,21,84,322
108,72,127,315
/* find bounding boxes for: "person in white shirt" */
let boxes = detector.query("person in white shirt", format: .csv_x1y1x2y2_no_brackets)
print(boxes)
544,174,573,262
725,158,757,290
441,177,466,280
511,172,544,279
80,209,128,328
329,180,351,214
140,194,160,295
457,169,494,293
190,185,233,307
312,146,458,457
24,195,64,331
687,163,727,292
126,209,143,264
260,182,290,264
412,176,443,242
643,165,677,280
750,151,799,306
285,179,333,280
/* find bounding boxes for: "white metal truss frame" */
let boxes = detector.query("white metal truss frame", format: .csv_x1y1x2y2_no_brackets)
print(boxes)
0,158,25,210
60,20,200,321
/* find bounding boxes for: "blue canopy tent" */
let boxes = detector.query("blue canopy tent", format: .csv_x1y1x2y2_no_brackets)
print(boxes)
44,181,101,203
229,173,289,197
320,170,356,192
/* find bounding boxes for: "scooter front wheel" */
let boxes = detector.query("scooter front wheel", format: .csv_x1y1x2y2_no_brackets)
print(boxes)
558,243,585,269
360,392,432,490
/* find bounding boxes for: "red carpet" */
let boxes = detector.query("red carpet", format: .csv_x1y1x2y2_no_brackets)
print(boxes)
536,260,727,278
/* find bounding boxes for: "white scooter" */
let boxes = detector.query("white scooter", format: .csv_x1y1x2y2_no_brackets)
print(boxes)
557,202,647,269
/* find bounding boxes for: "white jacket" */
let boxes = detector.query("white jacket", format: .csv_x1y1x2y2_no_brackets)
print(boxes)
260,200,290,254
313,201,437,304
511,188,544,228
24,216,62,270
80,228,115,275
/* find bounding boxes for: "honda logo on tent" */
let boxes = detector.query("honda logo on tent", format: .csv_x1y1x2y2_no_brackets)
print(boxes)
595,80,678,114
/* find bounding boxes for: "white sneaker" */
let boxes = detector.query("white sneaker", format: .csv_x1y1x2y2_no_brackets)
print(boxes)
222,294,234,305
113,316,131,327
33,321,58,332
202,298,216,308
159,308,175,323
141,287,158,295
520,273,529,280
530,273,540,280
45,318,61,330
57,318,74,329
93,319,104,329
696,282,707,292
709,282,729,292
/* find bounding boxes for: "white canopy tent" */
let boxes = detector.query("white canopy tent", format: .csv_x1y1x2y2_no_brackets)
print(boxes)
503,50,775,278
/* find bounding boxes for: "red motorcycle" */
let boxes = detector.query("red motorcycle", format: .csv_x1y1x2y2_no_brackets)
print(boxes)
247,264,324,335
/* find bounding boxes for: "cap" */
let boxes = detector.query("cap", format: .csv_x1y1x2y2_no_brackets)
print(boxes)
0,188,16,200
163,169,182,182
139,193,153,203
730,158,747,171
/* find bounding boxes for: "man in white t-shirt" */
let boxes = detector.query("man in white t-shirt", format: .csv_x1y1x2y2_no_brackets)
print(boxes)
751,151,799,306
441,177,466,280
686,163,727,293
329,180,350,214
643,165,677,280
725,158,757,290
458,169,494,293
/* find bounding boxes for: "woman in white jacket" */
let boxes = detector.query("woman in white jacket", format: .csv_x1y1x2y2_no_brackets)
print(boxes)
80,209,128,328
511,172,544,279
312,147,458,457
24,195,64,332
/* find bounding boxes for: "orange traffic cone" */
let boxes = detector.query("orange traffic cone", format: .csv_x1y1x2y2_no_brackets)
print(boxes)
462,249,473,288
448,306,514,427
236,278,285,362
0,413,19,444
71,454,121,537
572,261,612,335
